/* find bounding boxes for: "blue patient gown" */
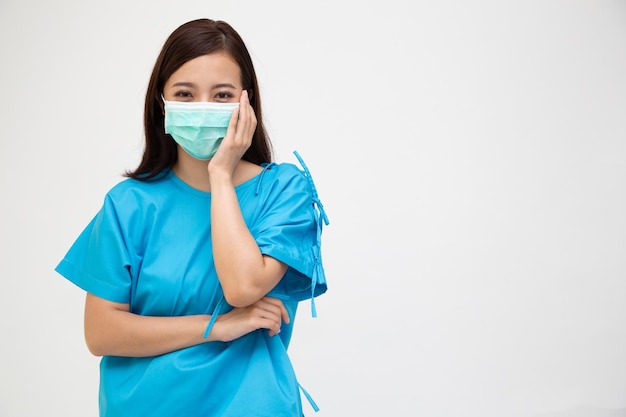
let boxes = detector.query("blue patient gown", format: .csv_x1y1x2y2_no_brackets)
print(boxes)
55,157,328,417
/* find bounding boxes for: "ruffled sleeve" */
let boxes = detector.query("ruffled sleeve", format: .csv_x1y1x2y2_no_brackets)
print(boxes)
253,151,330,317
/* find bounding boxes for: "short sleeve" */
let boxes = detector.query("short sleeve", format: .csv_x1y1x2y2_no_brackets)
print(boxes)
252,156,329,306
54,194,133,304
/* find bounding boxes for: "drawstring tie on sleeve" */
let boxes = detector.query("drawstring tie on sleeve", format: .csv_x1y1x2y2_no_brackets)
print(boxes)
293,151,330,318
203,295,225,338
255,162,277,195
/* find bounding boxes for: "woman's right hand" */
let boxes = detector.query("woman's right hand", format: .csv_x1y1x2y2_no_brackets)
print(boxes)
208,89,256,179
213,296,290,342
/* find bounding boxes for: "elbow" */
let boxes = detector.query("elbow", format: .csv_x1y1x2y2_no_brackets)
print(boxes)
84,324,108,357
83,293,129,357
84,335,105,357
217,257,286,307
222,285,263,308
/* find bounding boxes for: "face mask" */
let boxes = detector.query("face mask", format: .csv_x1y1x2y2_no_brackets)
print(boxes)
163,99,239,160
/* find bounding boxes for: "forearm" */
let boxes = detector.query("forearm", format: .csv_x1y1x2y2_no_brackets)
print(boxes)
84,294,214,357
209,173,284,307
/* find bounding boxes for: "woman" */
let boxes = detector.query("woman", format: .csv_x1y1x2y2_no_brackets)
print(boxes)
55,18,328,417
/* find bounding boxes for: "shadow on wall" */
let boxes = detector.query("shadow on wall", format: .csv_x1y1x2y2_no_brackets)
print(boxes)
532,406,626,417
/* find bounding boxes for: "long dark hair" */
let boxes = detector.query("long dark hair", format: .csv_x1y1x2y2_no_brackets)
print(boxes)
126,18,272,180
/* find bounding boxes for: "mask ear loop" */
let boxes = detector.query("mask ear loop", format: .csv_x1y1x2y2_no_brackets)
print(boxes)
159,94,166,116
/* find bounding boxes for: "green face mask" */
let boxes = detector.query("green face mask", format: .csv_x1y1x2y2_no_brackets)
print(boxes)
163,99,239,160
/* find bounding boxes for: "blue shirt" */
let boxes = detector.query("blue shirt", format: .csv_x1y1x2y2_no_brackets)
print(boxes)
55,158,328,417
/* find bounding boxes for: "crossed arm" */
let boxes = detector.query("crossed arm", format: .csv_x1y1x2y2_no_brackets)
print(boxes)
84,292,289,357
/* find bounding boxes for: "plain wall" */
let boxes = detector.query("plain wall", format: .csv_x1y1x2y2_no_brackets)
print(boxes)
1,1,625,416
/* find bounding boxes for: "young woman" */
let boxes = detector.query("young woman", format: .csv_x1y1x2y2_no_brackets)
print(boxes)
55,18,329,417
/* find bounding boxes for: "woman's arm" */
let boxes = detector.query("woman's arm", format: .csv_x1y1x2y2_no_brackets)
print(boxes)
209,175,288,307
208,90,288,307
84,293,289,357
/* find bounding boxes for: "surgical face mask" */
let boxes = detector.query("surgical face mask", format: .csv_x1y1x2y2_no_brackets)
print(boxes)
163,99,239,160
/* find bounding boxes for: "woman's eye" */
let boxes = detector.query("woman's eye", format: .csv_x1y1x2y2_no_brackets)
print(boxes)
174,91,193,98
215,91,234,101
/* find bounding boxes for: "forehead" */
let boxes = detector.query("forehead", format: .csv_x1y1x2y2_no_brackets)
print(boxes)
166,52,242,87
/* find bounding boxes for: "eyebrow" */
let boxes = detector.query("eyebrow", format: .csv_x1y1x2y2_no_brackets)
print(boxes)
170,82,237,89
212,83,237,89
171,82,195,88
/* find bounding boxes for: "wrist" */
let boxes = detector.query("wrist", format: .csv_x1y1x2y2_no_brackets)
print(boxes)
207,166,234,187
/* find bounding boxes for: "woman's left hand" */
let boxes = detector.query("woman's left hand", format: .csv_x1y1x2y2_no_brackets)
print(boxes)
213,296,290,342
208,89,256,177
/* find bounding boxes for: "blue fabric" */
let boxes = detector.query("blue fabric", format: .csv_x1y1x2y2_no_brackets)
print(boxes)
55,157,328,417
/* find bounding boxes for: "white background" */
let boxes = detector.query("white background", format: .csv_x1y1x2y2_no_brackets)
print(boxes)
1,1,625,416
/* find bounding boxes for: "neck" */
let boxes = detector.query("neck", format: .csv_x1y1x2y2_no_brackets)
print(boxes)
172,147,263,192
172,150,212,192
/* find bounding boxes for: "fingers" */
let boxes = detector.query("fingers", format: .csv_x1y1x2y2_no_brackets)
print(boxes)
208,91,256,174
235,90,257,142
226,104,239,134
253,297,289,336
261,297,290,323
225,90,253,143
214,90,256,160
272,297,290,325
216,297,289,341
